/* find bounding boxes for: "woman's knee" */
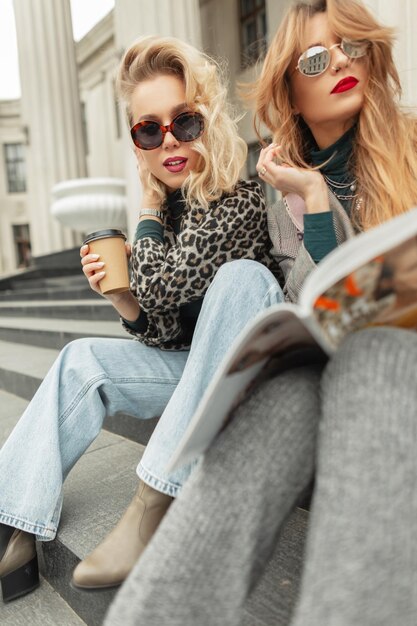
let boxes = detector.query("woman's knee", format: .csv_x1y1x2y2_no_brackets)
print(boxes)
215,259,272,281
209,259,282,300
323,327,417,408
58,337,114,375
334,327,413,371
60,337,97,360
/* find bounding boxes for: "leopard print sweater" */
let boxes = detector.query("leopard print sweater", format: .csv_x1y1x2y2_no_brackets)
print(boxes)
122,180,278,350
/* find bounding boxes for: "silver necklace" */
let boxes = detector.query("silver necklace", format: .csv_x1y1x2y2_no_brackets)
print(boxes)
323,174,358,200
323,174,363,210
323,174,357,190
323,174,357,192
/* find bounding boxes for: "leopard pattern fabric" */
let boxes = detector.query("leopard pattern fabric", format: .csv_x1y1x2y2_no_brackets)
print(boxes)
123,180,280,350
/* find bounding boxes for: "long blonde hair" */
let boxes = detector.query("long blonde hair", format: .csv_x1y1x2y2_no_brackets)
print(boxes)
116,36,247,210
247,0,417,229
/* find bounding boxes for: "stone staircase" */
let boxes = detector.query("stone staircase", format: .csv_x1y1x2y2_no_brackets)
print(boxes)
0,251,309,626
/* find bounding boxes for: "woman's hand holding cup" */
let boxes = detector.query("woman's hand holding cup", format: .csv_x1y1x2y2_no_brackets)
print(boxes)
80,229,131,300
80,236,131,298
80,245,106,295
80,239,140,322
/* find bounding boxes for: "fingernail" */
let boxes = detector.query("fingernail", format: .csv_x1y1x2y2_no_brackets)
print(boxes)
97,271,106,277
97,262,105,267
91,254,100,260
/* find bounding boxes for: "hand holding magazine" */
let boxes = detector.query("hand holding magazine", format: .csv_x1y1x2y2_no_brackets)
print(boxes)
167,207,417,472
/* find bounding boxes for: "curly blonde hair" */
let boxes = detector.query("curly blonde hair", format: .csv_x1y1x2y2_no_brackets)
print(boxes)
245,0,417,229
116,36,247,210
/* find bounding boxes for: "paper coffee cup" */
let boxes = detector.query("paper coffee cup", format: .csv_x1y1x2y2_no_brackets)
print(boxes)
83,229,130,294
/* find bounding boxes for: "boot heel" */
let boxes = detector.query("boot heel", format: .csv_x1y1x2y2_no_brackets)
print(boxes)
1,555,39,602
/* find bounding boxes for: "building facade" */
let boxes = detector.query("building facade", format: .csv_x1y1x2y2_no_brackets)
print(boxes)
0,0,415,276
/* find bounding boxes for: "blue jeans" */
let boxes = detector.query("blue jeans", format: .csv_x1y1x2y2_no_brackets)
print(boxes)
0,260,283,540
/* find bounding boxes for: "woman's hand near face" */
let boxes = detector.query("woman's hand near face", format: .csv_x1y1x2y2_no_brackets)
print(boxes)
80,243,140,320
135,150,163,211
257,144,330,214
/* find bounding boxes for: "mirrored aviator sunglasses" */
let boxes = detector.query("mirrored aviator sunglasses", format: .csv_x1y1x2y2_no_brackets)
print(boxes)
130,111,204,150
296,39,370,77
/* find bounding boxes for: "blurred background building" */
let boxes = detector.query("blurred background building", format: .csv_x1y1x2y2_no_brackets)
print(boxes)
0,0,416,276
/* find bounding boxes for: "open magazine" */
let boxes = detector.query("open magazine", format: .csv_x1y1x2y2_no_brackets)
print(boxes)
167,207,417,472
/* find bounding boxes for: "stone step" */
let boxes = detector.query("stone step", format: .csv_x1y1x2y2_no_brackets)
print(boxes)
0,341,60,401
0,576,87,626
10,277,67,290
0,341,158,447
0,317,127,350
36,275,86,287
41,429,146,626
0,389,145,625
0,268,83,293
0,248,82,291
0,286,99,302
7,274,87,291
0,389,308,626
0,272,99,302
0,300,119,321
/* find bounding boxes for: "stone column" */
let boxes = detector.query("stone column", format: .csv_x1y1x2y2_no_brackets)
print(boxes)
114,0,202,241
364,1,417,106
13,0,86,257
114,0,202,48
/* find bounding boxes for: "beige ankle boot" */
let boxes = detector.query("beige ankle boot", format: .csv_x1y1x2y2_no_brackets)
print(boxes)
71,482,173,589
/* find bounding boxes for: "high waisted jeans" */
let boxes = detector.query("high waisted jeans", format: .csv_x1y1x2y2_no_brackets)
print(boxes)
0,260,284,540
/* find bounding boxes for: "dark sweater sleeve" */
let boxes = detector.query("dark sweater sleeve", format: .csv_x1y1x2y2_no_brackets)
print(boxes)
121,309,149,333
303,212,338,263
136,219,164,244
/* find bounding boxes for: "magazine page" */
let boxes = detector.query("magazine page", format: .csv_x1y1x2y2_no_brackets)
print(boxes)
300,206,417,311
167,304,326,472
309,235,417,350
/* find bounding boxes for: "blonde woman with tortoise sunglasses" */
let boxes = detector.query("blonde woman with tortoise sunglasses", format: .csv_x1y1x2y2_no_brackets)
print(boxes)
0,36,284,601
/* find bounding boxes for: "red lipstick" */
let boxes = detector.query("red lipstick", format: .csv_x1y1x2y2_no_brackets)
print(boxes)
163,157,188,173
331,76,359,94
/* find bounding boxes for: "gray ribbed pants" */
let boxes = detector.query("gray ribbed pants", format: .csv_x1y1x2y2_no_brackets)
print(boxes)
105,328,417,626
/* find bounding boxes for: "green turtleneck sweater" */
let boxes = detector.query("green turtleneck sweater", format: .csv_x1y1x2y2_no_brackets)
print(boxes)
304,124,356,263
